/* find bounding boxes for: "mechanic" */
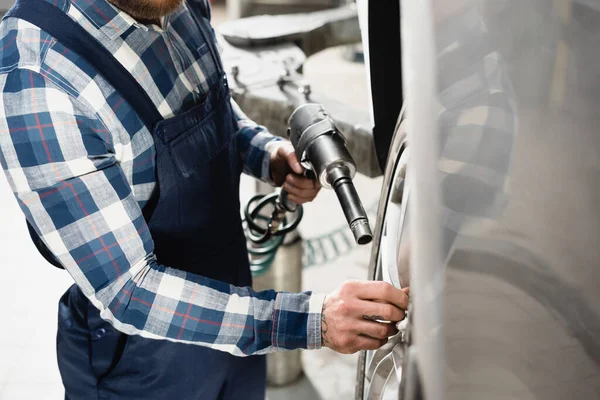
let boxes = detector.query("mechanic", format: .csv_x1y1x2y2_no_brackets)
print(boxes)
0,0,409,398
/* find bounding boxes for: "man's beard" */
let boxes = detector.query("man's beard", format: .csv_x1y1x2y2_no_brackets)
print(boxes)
109,0,183,21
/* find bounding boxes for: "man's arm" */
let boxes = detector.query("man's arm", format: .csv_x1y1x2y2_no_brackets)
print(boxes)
230,98,285,184
0,68,324,356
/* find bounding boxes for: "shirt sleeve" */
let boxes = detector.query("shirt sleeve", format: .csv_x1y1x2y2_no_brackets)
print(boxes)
0,68,324,356
230,98,284,184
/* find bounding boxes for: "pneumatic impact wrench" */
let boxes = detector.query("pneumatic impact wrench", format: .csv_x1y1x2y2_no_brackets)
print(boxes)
244,104,373,272
287,103,373,244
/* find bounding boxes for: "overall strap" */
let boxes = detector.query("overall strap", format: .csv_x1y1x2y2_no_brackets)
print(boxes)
186,0,225,75
4,0,164,268
5,0,163,130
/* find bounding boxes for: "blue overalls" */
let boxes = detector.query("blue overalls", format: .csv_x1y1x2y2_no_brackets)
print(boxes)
6,0,266,399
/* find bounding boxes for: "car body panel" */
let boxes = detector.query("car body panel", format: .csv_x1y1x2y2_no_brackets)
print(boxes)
362,0,600,398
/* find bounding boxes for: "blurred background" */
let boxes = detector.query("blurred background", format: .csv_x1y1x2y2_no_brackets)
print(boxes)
0,0,383,399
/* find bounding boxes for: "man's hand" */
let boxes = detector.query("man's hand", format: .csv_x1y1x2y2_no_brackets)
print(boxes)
270,141,320,204
321,281,410,354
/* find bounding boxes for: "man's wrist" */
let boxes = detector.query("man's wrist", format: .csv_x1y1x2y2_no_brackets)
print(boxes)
263,138,286,185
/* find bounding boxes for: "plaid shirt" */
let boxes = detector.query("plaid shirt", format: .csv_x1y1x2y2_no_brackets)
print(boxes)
0,0,324,355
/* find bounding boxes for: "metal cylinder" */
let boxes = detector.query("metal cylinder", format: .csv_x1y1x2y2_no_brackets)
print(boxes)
332,176,372,245
306,134,357,189
252,234,304,386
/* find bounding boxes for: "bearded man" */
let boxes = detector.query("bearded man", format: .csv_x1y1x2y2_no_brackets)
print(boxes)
0,0,409,398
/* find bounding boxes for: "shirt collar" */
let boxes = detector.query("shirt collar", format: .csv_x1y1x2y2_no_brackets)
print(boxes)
70,0,163,41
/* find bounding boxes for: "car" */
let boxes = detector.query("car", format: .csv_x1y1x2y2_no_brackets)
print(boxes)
358,1,600,399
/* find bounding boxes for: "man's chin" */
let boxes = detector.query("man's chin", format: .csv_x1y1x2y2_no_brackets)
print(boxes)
108,0,184,21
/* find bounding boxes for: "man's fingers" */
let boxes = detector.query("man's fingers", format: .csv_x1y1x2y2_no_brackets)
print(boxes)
355,320,399,339
287,193,317,205
283,174,321,204
359,300,406,323
282,180,319,195
277,145,303,174
352,281,409,310
285,174,318,189
353,336,388,352
283,183,319,198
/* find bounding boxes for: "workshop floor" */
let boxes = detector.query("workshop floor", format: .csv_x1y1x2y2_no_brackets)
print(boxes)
0,2,383,399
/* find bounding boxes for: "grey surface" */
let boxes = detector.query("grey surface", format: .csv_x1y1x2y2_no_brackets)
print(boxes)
399,1,600,399
440,108,600,399
226,0,340,19
220,4,361,58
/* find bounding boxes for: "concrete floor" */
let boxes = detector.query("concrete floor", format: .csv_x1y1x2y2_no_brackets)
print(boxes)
0,2,383,399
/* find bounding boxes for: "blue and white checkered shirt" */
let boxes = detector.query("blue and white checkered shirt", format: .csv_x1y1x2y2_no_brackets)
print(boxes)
0,0,324,355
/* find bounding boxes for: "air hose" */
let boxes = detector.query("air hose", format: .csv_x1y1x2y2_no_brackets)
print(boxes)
244,191,303,276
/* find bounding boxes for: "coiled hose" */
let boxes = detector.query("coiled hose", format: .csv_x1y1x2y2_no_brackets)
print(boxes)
244,192,303,276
